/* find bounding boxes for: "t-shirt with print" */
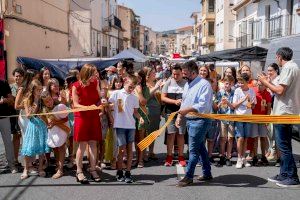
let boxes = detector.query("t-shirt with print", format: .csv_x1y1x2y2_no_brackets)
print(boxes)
217,89,235,115
0,80,12,119
161,78,187,114
273,60,300,115
252,87,272,115
108,88,139,129
233,87,256,115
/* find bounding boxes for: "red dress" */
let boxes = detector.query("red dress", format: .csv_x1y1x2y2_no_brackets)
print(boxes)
73,80,102,142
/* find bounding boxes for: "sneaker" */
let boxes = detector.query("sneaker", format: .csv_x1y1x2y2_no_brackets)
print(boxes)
276,178,300,188
116,170,124,182
260,156,269,166
209,157,215,164
236,158,243,169
252,156,258,166
275,159,281,167
197,175,213,181
124,171,134,184
242,158,251,167
176,177,193,187
267,174,287,183
218,156,226,166
164,155,173,167
178,156,187,167
225,159,232,166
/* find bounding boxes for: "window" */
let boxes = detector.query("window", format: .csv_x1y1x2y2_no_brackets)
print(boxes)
228,20,235,41
208,21,215,36
216,23,219,42
208,0,215,13
220,21,223,42
265,5,270,20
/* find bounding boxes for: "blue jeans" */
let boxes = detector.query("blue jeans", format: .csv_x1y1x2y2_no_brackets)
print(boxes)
185,119,212,179
274,124,299,180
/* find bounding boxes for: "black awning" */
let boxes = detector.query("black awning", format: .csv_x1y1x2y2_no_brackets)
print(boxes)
197,46,268,62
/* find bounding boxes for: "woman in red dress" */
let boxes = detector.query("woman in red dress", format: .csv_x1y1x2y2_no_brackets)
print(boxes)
72,64,101,183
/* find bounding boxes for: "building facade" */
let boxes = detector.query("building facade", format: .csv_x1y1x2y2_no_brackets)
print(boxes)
232,0,300,49
69,0,91,57
91,0,123,57
118,5,140,50
2,0,70,81
190,12,202,54
215,0,236,51
144,27,157,55
175,26,194,56
201,0,216,54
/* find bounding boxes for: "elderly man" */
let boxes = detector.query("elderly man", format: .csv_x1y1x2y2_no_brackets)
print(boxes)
176,61,213,187
258,47,300,188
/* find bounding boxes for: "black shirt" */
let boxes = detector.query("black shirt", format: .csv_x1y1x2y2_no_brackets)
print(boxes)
0,80,12,119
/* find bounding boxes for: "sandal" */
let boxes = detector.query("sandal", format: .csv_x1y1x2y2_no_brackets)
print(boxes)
137,162,144,168
21,171,29,180
52,170,64,179
76,172,89,184
90,170,101,182
38,170,46,177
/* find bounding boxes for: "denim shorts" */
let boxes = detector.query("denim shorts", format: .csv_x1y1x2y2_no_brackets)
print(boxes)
166,114,186,135
115,128,135,146
252,123,269,137
206,120,219,140
235,122,253,138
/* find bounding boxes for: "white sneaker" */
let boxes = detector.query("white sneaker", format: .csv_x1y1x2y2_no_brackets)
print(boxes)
242,158,251,167
235,158,243,169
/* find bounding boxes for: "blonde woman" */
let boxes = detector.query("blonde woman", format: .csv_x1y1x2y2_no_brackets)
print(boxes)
72,64,102,183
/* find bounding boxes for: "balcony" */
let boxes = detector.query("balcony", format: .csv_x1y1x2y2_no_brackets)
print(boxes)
265,15,290,39
232,0,251,11
102,15,122,32
236,34,253,48
202,36,215,46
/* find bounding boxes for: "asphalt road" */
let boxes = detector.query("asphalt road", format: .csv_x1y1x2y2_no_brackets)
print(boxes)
1,130,300,200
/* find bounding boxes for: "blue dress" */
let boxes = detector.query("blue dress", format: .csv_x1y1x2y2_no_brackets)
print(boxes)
21,117,50,157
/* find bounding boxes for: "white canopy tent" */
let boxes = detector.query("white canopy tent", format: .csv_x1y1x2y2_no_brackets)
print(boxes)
113,48,147,63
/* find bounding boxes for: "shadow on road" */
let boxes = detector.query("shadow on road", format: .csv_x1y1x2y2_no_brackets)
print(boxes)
191,174,268,188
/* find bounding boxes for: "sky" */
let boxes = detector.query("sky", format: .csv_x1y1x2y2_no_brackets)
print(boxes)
117,0,201,32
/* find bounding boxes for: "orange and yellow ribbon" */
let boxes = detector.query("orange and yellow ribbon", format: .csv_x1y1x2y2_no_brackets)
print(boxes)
137,112,300,151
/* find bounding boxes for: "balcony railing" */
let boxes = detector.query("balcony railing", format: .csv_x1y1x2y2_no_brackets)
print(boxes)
236,34,253,48
103,15,122,32
265,15,292,39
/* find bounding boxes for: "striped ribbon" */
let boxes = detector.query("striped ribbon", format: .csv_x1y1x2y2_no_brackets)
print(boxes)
137,112,300,151
0,105,104,118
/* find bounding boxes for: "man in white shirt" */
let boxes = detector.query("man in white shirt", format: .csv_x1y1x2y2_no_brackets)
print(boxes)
258,47,300,187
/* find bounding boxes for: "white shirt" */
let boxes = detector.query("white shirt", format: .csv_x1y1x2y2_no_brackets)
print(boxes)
109,88,139,129
273,60,300,115
47,104,69,148
233,87,256,115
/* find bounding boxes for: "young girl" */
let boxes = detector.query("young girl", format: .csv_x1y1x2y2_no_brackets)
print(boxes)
41,91,70,179
40,67,51,89
47,78,67,105
134,70,150,168
20,80,50,179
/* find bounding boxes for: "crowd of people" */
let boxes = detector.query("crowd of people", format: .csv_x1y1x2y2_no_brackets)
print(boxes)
0,47,299,187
